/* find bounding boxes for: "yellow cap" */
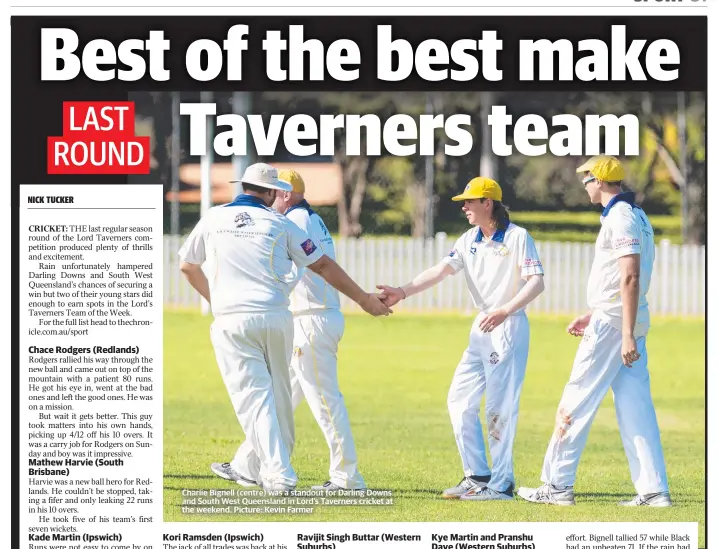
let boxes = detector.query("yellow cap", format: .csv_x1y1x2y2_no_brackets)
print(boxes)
278,169,305,193
452,177,502,202
576,155,625,182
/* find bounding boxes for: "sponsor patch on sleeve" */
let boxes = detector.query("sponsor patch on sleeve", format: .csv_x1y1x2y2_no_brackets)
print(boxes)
612,237,640,250
524,258,542,268
448,249,457,258
300,238,317,256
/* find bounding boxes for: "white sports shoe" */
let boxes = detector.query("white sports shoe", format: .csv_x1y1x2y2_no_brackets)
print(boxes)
311,481,367,493
619,492,672,507
261,480,297,495
210,462,258,487
442,476,490,499
517,483,576,506
460,486,514,501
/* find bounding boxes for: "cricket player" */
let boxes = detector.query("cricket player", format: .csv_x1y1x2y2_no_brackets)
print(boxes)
178,163,391,494
518,155,671,507
378,177,545,501
272,169,367,492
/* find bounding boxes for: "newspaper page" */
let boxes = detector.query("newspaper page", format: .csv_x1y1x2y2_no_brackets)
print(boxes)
8,2,714,549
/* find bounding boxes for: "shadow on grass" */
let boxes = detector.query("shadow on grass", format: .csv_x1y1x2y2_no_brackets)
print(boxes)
576,492,701,503
576,492,636,499
164,474,217,480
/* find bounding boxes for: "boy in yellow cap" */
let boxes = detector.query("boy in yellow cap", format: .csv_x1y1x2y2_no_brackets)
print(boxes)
518,155,671,507
271,169,367,492
378,176,546,501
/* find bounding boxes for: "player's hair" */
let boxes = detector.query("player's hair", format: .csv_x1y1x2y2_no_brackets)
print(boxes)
242,183,275,195
480,198,511,231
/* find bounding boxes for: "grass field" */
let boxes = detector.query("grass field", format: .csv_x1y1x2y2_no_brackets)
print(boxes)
164,310,705,545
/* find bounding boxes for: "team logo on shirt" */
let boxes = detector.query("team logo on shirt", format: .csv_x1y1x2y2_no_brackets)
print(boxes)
234,212,255,228
489,352,500,365
301,239,317,255
492,244,510,257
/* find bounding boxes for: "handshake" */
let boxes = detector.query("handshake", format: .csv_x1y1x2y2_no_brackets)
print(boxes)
358,285,406,317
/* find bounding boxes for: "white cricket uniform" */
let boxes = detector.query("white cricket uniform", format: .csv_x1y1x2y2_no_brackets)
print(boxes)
442,222,544,493
541,193,669,496
178,194,324,491
283,200,366,489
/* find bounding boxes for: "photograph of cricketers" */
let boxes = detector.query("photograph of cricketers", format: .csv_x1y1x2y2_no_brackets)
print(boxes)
177,163,390,493
152,90,704,545
377,176,545,502
518,156,671,508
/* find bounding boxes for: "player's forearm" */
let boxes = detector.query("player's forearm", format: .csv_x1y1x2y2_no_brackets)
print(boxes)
500,275,545,315
400,263,451,298
180,263,211,304
620,273,640,336
309,256,370,306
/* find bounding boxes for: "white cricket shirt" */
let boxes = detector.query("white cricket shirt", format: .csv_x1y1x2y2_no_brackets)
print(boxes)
284,201,341,314
586,193,655,337
177,194,325,316
442,223,544,313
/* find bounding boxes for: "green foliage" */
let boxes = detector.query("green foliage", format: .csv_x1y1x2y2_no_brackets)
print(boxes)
368,156,416,233
369,156,432,236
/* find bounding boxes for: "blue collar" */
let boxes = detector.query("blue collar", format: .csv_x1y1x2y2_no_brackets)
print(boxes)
602,192,636,217
285,199,315,216
475,228,506,243
224,194,271,210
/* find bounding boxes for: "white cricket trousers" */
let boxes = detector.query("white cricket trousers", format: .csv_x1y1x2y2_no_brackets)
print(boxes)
541,314,669,495
210,310,297,491
290,309,366,489
447,312,530,493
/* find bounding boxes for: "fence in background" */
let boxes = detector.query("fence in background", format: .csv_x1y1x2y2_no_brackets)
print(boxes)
163,234,706,317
